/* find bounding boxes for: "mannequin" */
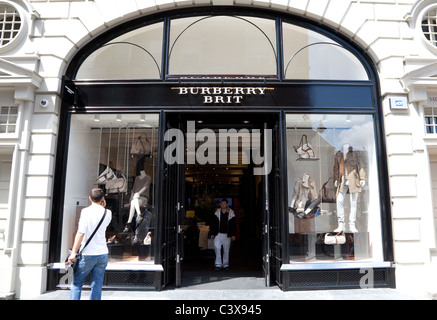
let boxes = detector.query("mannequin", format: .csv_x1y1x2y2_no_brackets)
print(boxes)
289,172,319,218
333,144,366,233
123,170,151,235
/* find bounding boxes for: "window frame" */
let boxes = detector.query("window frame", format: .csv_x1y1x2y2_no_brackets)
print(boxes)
70,9,374,83
0,104,19,139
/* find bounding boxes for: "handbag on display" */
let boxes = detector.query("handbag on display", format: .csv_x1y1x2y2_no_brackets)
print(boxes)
144,232,152,245
293,134,317,159
130,134,151,155
105,173,127,194
319,177,337,203
66,209,107,272
324,231,346,245
96,165,116,184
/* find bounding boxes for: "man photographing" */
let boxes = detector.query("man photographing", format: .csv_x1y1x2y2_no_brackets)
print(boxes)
67,188,112,300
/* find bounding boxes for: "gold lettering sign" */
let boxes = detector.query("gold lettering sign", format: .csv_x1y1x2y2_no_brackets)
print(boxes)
172,87,274,104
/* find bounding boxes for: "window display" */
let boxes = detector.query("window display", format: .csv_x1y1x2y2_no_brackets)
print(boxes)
61,113,159,265
286,114,383,263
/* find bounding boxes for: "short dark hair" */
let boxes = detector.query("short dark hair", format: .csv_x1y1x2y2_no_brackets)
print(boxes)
90,188,105,203
220,198,228,203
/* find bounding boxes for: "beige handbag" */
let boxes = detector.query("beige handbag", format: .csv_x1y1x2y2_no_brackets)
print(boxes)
96,165,116,184
293,134,317,159
324,231,346,245
105,173,127,193
130,134,151,155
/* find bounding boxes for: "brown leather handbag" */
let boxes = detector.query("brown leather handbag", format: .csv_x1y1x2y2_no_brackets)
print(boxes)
319,177,337,203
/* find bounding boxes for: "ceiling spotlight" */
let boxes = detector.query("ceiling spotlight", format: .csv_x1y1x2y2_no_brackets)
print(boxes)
140,114,146,122
116,114,122,122
94,114,100,122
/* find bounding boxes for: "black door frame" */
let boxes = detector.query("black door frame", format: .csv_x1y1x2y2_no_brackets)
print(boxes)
158,111,186,288
160,110,285,288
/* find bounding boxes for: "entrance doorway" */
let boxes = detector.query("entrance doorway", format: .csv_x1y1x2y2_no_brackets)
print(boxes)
166,112,278,289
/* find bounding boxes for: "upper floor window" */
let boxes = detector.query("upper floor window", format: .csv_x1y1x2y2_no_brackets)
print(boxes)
74,14,370,81
422,8,437,47
168,16,277,77
0,3,21,47
425,106,437,134
283,22,369,80
0,105,18,134
76,22,164,80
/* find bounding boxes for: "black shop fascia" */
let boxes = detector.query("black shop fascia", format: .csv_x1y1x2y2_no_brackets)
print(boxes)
63,80,374,110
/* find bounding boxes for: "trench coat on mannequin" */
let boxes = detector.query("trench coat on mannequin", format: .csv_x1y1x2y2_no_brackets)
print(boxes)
333,147,366,195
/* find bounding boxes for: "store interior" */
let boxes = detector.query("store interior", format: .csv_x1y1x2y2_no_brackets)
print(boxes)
179,114,269,280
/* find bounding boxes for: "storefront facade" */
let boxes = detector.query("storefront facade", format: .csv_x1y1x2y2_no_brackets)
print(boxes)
1,0,437,299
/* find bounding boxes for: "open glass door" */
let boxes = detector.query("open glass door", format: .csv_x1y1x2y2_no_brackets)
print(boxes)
261,123,271,286
261,116,283,287
161,113,185,288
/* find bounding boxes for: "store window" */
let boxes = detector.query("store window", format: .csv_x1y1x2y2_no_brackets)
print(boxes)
61,113,159,264
0,105,18,134
76,22,164,80
168,16,277,77
283,22,369,80
286,114,383,263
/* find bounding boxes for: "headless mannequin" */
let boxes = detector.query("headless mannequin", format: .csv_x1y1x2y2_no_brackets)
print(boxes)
334,144,365,233
124,170,151,232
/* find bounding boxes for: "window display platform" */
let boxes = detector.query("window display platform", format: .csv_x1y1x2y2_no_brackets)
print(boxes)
280,261,395,291
289,232,371,262
48,262,163,290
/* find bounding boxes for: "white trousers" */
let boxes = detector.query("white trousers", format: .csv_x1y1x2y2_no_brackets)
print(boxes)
214,233,232,268
336,185,358,225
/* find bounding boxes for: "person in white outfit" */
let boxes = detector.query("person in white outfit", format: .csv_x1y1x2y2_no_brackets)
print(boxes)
67,188,112,300
210,199,236,271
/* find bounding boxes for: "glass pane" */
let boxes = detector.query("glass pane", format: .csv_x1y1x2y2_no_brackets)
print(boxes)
76,22,164,80
8,115,17,124
61,113,160,265
286,114,383,263
283,23,369,80
169,16,277,77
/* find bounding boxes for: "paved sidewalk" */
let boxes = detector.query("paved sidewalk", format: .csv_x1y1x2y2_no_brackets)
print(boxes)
30,287,420,300
29,274,423,300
